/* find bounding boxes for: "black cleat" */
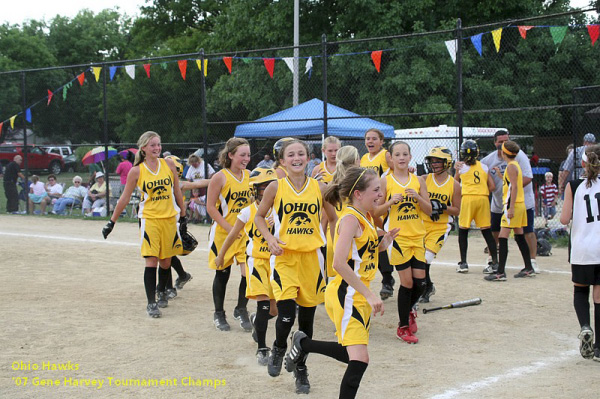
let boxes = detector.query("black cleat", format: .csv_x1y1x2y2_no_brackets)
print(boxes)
268,344,286,377
456,262,469,273
250,312,258,343
234,307,252,332
256,347,270,366
146,302,161,318
419,283,436,303
213,311,230,331
294,366,310,394
484,273,507,282
483,261,499,274
380,283,394,300
285,330,308,373
166,287,177,300
157,291,169,308
514,268,536,278
579,325,594,359
175,272,193,290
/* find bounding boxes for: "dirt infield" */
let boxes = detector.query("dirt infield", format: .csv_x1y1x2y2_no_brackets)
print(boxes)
0,215,597,398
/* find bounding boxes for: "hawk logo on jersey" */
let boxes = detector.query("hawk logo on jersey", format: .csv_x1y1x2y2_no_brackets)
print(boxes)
397,200,420,221
290,212,311,226
154,186,167,196
225,189,251,214
234,197,249,209
398,202,416,214
282,202,319,235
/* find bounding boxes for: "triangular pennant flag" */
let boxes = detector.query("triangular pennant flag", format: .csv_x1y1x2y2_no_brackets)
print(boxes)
371,50,382,72
305,56,313,75
263,58,275,78
587,25,600,46
492,28,503,52
10,115,16,129
25,108,32,123
241,58,251,64
470,34,483,56
109,66,117,81
0,122,3,138
178,60,187,80
63,86,68,101
47,90,53,106
161,62,168,69
77,73,85,86
445,40,457,63
203,59,208,77
143,64,151,78
125,65,135,79
92,67,102,82
282,57,294,73
223,57,232,74
518,26,533,39
196,59,202,72
550,26,568,47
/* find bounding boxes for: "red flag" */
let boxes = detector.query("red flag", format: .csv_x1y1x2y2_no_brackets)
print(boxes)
263,58,275,79
518,26,533,39
588,25,600,46
144,64,151,78
371,51,382,73
178,60,187,80
0,122,3,139
223,57,233,74
47,90,53,106
77,73,85,86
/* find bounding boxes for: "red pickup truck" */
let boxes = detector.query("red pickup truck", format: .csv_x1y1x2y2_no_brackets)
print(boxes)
0,144,65,175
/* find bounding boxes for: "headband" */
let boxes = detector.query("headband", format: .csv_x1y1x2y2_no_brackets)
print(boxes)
502,142,517,157
350,170,367,195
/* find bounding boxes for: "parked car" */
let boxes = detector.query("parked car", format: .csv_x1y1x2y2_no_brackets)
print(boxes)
0,144,65,174
43,145,76,172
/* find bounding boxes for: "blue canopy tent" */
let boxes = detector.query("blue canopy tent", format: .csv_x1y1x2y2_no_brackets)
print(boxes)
234,98,395,139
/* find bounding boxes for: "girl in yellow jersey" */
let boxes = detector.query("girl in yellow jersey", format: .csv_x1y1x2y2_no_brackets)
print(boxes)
215,167,278,366
255,139,337,393
361,128,395,299
375,141,432,344
207,138,253,332
102,131,186,318
311,136,340,183
485,141,534,281
455,140,498,274
283,167,399,399
420,146,462,303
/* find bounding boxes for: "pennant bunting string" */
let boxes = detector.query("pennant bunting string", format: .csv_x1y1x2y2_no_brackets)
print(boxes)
518,26,533,39
144,64,151,78
47,90,53,106
0,122,3,139
550,26,568,47
492,28,503,52
263,58,275,78
371,50,382,72
223,57,232,74
178,60,187,80
125,65,136,79
109,66,117,81
305,56,313,77
444,40,457,63
92,67,102,82
25,108,32,123
10,115,16,129
471,34,483,56
77,73,85,86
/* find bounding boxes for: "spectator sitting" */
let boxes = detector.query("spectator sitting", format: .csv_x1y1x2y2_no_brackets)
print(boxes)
51,176,88,215
41,174,64,212
28,175,48,214
188,188,207,223
82,171,107,216
256,153,274,169
87,162,102,187
540,172,558,227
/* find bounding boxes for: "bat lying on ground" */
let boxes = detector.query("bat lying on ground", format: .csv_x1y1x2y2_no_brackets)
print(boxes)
422,298,482,314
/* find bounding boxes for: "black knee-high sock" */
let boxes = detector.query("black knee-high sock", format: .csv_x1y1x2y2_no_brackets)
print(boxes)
297,306,317,367
397,285,412,327
379,251,393,285
275,300,296,349
482,228,498,263
301,336,349,363
157,266,169,293
255,300,270,349
595,303,600,346
573,285,591,327
166,267,174,289
425,263,432,286
410,278,426,309
458,228,469,263
236,276,248,310
514,234,532,270
144,267,157,304
339,361,368,399
171,256,186,278
498,238,508,274
212,268,231,312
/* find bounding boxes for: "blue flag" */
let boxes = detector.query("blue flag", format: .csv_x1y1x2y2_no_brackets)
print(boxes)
26,108,32,123
471,33,483,56
109,66,117,81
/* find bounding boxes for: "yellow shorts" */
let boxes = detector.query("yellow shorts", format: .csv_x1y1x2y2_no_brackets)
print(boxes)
325,277,371,346
246,256,274,300
208,223,246,270
270,248,326,307
501,202,527,228
424,221,452,254
139,217,182,259
389,235,425,266
459,195,491,229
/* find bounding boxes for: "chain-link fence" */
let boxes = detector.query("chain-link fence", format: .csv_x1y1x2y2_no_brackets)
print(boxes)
1,9,599,227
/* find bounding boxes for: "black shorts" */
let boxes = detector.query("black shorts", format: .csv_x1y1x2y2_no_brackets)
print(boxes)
395,257,426,272
491,212,502,232
524,208,534,234
571,264,600,285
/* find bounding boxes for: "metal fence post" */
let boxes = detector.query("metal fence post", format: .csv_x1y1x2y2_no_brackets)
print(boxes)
322,34,328,139
21,71,29,214
103,63,111,214
456,18,464,145
200,49,209,181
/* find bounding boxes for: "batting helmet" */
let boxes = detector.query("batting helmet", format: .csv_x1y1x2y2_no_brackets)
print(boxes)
179,221,198,256
460,140,479,164
273,137,294,159
537,238,552,257
250,167,277,187
165,155,183,179
425,146,453,174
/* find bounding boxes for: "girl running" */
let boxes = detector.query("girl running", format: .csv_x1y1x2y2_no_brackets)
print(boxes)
255,139,336,394
421,146,461,303
283,167,399,399
484,141,534,281
206,138,253,332
311,136,341,182
375,141,431,344
102,131,186,318
273,137,294,178
561,144,600,361
214,167,279,366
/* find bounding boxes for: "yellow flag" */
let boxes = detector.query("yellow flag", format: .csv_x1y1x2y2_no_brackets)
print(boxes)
195,59,209,77
492,28,503,52
10,115,16,129
92,67,102,82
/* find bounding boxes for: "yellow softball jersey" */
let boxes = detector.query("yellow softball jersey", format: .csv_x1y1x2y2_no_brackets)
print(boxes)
137,158,179,219
317,161,335,183
214,169,252,227
503,161,525,206
423,174,455,224
383,173,426,238
459,161,489,196
332,206,379,284
361,150,390,177
272,177,325,252
238,202,273,260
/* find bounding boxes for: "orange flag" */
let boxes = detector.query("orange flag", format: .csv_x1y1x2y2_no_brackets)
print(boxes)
144,64,151,78
371,50,382,73
77,73,85,86
588,25,600,46
518,26,533,39
263,58,275,78
47,90,53,106
223,57,232,74
178,60,187,80
0,122,3,138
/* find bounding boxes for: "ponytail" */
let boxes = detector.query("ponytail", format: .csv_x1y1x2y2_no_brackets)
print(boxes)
584,145,600,188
